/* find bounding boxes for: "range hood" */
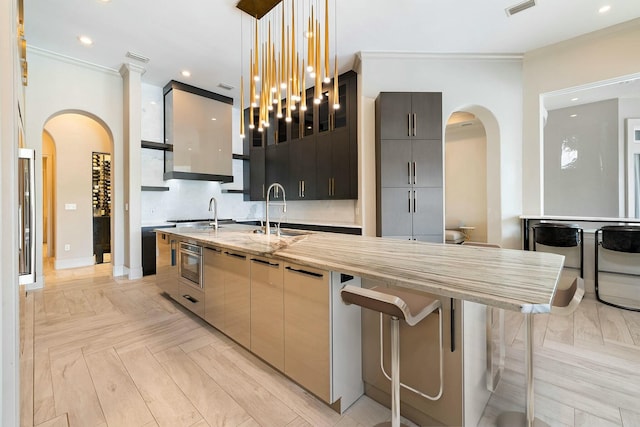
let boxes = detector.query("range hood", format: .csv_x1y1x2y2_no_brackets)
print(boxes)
163,80,234,182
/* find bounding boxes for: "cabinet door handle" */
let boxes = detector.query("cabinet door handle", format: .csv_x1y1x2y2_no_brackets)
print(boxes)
413,161,417,185
408,190,412,213
182,294,199,304
302,180,305,198
407,162,411,184
407,114,411,136
413,190,417,213
262,184,265,199
285,266,324,278
413,113,417,136
298,180,302,198
224,251,247,260
251,258,280,267
206,247,222,254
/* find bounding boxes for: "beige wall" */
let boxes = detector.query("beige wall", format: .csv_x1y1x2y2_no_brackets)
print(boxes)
445,123,488,243
44,113,111,268
522,18,640,215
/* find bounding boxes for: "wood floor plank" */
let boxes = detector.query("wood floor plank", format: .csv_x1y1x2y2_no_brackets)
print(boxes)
63,289,94,315
621,408,640,427
84,348,155,427
574,299,604,346
157,346,251,427
621,309,640,345
82,288,120,314
189,345,298,426
34,413,69,427
544,310,574,345
33,347,56,426
575,409,622,427
21,289,35,427
43,291,71,320
49,348,106,427
117,346,203,427
598,304,636,346
218,345,343,427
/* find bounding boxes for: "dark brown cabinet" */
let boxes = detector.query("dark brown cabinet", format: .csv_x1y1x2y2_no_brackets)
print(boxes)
376,92,443,242
244,71,357,201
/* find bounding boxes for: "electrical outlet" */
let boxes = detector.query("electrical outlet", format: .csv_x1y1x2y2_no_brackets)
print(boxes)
64,244,70,251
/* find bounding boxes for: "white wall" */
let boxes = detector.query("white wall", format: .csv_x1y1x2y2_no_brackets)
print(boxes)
445,123,488,242
1,0,20,423
357,53,523,248
44,113,111,268
522,18,640,215
25,48,125,282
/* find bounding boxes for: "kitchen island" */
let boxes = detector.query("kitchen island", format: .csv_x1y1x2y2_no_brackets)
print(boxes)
156,224,565,426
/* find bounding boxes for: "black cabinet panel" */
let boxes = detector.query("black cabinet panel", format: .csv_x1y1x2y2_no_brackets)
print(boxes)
289,139,317,200
246,71,357,201
250,147,266,201
265,143,289,200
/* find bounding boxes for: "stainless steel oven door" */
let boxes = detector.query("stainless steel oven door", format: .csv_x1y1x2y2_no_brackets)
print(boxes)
179,242,202,288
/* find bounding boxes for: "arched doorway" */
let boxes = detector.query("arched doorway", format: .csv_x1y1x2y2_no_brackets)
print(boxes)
444,106,502,245
42,111,114,274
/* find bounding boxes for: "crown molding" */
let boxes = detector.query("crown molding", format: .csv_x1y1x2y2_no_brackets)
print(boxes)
27,45,121,76
358,51,524,62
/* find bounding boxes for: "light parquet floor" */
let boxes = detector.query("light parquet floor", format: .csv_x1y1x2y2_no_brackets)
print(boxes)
20,261,640,427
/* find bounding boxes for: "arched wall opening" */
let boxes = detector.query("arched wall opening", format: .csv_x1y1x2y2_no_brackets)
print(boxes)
42,111,114,271
444,105,502,245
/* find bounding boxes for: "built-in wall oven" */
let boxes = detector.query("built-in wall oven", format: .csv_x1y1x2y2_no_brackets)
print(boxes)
179,242,202,289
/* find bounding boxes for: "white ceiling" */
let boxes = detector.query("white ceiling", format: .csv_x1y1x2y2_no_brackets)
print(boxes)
25,0,640,102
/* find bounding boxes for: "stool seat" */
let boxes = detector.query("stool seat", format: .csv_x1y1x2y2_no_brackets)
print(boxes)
340,285,441,326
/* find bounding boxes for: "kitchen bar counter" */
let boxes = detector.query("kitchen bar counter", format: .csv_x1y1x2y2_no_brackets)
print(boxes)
161,225,564,314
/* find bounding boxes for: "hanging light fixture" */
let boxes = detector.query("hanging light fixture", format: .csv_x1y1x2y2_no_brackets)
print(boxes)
236,0,339,138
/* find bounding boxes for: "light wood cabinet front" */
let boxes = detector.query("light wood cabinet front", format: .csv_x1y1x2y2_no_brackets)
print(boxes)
250,256,284,371
222,251,251,348
204,247,225,330
283,263,330,402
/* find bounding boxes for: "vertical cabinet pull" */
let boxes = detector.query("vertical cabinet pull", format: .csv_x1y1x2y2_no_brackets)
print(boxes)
298,181,302,198
407,162,411,184
413,113,417,136
262,184,265,199
408,190,412,213
302,180,305,198
413,190,417,213
413,161,417,185
407,114,411,136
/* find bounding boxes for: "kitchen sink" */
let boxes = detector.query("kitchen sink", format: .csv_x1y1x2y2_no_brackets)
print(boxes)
252,228,309,237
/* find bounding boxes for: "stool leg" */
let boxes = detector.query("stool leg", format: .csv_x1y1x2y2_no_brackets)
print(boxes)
390,316,400,427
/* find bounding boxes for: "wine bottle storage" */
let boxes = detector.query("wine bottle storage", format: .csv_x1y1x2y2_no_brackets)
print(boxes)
92,152,111,217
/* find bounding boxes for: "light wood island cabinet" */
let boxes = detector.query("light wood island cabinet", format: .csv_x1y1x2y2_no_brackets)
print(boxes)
221,250,251,349
250,256,285,371
203,247,224,330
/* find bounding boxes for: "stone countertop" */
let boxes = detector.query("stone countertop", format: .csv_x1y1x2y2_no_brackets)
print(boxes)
159,225,564,314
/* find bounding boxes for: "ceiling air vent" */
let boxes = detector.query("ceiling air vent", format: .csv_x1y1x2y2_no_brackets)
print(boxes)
505,0,536,16
217,83,234,91
125,51,150,63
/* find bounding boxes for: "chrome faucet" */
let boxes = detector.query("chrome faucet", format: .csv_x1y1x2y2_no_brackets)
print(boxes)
265,183,286,236
208,196,218,230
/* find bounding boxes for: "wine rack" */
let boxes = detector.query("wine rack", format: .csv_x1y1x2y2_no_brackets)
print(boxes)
92,152,111,217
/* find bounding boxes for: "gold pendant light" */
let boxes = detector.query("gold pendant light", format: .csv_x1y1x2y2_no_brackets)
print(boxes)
237,0,339,136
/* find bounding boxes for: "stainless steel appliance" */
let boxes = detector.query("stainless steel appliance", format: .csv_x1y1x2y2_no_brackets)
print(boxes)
19,148,35,285
179,242,202,288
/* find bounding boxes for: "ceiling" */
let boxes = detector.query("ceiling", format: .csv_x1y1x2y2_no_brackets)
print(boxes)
25,0,640,103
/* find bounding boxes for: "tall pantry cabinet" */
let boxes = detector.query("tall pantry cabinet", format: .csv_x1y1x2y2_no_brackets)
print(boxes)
375,92,443,242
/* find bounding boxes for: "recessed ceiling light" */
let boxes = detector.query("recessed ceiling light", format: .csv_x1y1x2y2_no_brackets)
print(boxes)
598,5,611,13
98,0,111,3
570,114,578,118
571,97,579,102
78,35,93,46
181,70,191,77
211,117,217,121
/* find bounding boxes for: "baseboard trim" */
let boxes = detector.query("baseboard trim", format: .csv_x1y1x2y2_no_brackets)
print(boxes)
54,257,96,270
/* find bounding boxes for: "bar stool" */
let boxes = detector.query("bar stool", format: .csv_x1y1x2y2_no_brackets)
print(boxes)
532,223,584,278
595,225,640,311
340,285,443,427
